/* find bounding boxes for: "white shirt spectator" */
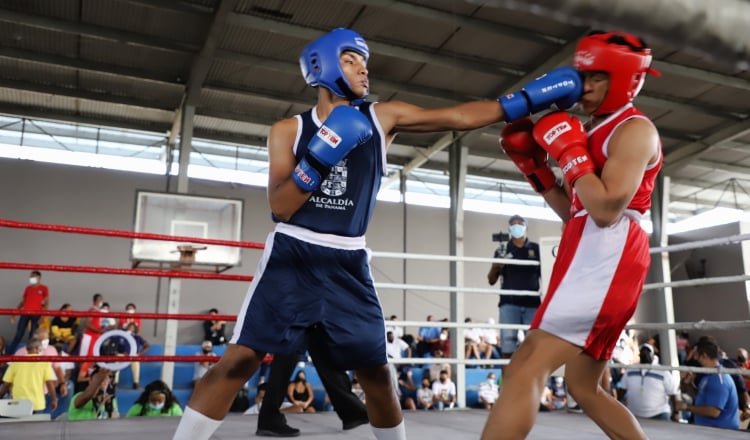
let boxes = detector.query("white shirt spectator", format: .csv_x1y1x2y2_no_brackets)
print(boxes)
465,327,482,344
386,337,409,360
478,377,499,405
432,378,456,406
620,368,678,418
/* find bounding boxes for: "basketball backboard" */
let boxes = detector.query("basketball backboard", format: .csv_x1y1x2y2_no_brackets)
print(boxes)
131,191,243,270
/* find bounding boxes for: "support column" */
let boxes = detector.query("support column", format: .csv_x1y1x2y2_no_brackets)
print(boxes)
448,135,468,407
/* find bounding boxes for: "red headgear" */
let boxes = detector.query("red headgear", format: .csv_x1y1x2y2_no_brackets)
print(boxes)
574,32,660,115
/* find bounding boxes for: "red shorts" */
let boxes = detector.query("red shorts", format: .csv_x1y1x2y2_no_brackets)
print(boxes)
531,212,650,360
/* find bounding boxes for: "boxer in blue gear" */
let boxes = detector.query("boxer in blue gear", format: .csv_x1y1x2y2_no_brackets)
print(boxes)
174,27,581,440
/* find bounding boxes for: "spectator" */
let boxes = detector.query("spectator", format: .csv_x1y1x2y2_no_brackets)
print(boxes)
0,338,57,414
548,376,568,410
119,302,143,335
676,338,739,430
126,380,183,417
386,314,404,340
433,326,451,358
0,335,6,377
464,318,482,361
244,383,296,415
113,322,150,389
99,302,117,331
486,215,541,359
287,370,315,413
481,318,501,360
676,331,690,365
386,331,411,368
620,344,679,421
14,327,68,412
427,350,452,384
68,366,119,420
50,303,79,354
478,372,499,409
397,368,417,411
50,337,76,420
203,308,226,346
416,377,434,410
7,271,50,354
79,293,105,356
415,315,441,357
431,369,456,410
193,340,217,388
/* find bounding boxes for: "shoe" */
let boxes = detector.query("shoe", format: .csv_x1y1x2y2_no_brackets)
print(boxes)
256,424,301,437
342,418,369,430
566,404,583,414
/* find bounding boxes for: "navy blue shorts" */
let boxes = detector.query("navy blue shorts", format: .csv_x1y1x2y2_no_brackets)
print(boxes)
231,226,387,371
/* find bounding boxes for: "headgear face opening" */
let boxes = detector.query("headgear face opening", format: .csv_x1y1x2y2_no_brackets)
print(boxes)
574,31,660,116
299,28,370,99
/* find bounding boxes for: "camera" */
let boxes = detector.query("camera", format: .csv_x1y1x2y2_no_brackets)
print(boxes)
492,231,510,243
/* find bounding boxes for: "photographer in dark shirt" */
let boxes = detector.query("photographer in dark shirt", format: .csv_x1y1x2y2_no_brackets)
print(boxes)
487,215,541,359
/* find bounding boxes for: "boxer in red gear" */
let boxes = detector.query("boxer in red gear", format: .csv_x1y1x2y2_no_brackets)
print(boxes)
482,30,662,440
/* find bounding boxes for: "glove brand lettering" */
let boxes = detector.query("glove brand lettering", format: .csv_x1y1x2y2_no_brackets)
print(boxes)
574,50,595,66
561,155,589,174
294,165,313,184
543,121,572,145
317,126,342,148
541,80,576,94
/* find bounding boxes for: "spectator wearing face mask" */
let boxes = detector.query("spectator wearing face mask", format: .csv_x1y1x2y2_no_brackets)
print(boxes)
13,327,68,412
7,271,49,354
486,215,542,359
80,293,105,356
119,303,143,335
126,380,183,417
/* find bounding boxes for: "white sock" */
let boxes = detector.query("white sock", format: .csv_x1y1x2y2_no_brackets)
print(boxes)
173,406,223,440
371,420,406,440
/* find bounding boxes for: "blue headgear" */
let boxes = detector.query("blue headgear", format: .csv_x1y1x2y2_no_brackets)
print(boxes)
299,28,370,99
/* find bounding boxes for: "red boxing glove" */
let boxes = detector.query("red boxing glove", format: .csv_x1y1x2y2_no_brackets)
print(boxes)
532,112,594,187
500,118,557,194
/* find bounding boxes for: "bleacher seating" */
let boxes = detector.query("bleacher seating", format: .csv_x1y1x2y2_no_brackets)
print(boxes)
111,344,500,414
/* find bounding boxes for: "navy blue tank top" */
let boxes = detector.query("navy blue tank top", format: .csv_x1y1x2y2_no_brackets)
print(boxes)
277,102,386,237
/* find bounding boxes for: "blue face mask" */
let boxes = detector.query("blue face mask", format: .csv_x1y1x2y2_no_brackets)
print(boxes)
509,224,526,239
148,402,165,411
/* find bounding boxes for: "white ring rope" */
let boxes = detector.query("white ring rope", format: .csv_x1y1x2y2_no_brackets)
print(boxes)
92,329,137,371
371,251,540,266
650,232,750,254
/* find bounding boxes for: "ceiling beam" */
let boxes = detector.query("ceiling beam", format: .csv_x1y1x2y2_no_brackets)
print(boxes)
0,8,199,53
120,0,214,15
651,60,750,92
182,0,238,106
381,133,464,189
0,47,180,85
225,12,525,77
0,79,177,111
663,118,750,173
342,0,566,45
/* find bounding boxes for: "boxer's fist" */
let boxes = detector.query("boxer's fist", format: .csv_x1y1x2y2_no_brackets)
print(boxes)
500,118,556,193
499,67,583,122
532,112,594,187
292,106,373,192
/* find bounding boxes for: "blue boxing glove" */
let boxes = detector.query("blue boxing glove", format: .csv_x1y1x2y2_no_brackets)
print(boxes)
292,106,373,192
499,67,583,122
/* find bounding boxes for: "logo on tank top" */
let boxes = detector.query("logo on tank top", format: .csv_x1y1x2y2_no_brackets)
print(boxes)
309,159,355,210
321,159,348,197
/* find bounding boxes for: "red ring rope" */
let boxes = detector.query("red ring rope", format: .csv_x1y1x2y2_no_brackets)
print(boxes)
0,355,220,363
0,262,253,282
0,308,237,322
0,218,264,249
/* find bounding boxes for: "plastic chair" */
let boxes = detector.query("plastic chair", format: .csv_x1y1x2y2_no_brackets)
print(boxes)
0,399,33,418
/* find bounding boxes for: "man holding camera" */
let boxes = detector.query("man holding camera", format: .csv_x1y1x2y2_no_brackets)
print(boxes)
487,215,541,359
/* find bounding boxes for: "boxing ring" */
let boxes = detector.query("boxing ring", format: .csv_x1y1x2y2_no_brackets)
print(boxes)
2,218,750,439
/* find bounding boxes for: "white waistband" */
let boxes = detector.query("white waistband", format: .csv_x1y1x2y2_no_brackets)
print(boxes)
274,222,366,250
573,208,643,223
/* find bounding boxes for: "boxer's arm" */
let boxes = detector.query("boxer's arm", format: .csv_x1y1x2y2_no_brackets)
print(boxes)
572,118,658,227
267,117,315,221
375,100,504,135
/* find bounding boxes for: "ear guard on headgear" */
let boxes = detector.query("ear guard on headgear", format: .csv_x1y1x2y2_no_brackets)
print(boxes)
574,31,660,115
299,28,370,99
